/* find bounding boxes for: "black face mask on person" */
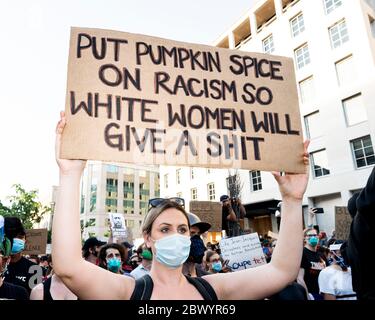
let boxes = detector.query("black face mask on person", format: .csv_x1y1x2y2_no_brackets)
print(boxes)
130,260,139,269
90,248,98,257
189,235,206,264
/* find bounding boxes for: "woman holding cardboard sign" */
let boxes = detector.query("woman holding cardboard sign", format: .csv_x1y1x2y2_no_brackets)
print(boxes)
53,111,310,300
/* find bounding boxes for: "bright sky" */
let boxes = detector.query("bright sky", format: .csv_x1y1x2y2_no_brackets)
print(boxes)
0,0,253,204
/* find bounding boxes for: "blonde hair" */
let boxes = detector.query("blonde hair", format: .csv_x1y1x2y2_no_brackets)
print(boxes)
142,200,190,236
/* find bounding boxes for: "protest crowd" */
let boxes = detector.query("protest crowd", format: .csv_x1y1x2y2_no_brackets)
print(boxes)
1,126,374,300
1,23,374,303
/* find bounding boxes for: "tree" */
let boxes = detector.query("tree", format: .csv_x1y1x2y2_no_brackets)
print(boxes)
0,184,51,229
226,170,244,199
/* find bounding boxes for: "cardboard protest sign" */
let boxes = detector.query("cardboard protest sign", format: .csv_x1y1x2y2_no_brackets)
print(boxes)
109,213,127,238
24,229,48,255
335,206,351,240
189,201,222,232
220,232,266,271
61,27,304,173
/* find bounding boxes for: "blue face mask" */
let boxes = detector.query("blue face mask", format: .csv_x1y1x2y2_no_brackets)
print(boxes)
11,238,25,255
308,236,319,247
152,234,191,269
107,258,122,273
212,261,222,273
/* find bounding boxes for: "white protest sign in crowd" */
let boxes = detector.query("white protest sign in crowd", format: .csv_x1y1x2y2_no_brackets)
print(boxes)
109,213,127,238
220,233,266,271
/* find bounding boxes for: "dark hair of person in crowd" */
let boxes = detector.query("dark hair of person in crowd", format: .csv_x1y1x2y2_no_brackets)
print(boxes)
317,245,330,265
4,217,26,242
205,250,218,264
28,254,40,264
98,243,127,269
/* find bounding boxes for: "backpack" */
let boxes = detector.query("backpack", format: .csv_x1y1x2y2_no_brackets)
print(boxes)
130,274,218,300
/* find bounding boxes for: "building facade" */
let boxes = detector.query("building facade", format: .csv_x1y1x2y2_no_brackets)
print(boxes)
160,0,375,237
79,161,160,241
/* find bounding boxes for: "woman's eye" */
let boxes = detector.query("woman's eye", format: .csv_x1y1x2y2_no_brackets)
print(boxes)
178,228,188,234
161,228,169,233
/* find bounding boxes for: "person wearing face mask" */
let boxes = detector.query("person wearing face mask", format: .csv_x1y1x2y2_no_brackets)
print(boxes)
98,243,127,274
82,237,106,265
297,227,326,300
318,242,356,300
130,245,153,280
3,217,37,294
53,113,311,300
182,213,211,278
206,251,224,273
0,216,29,300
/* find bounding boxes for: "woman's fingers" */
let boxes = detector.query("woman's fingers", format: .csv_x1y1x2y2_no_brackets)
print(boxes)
303,140,310,153
56,111,66,134
55,111,66,160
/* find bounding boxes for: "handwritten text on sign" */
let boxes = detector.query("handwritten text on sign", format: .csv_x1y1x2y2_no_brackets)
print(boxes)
61,27,304,173
220,233,266,271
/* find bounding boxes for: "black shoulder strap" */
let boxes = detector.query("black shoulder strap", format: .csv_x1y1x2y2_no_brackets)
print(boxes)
185,276,218,301
42,276,54,301
130,274,154,300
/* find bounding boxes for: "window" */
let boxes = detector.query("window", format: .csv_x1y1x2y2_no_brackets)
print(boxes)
207,183,215,201
177,192,183,198
164,174,168,188
262,34,275,54
335,55,356,86
342,94,367,126
207,169,211,174
191,188,197,200
190,168,194,179
290,13,305,37
351,136,375,168
299,77,315,104
250,171,262,191
329,20,349,49
176,169,181,185
324,0,342,15
106,165,118,173
304,112,322,139
294,44,311,69
311,150,330,178
126,220,135,228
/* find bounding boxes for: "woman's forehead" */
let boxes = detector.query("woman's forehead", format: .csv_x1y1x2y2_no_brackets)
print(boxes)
106,248,119,255
210,254,220,260
153,208,188,226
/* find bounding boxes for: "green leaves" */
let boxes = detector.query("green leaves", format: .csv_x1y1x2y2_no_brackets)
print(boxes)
0,184,51,229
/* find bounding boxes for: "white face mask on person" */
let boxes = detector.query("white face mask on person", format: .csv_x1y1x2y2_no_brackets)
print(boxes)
151,234,191,269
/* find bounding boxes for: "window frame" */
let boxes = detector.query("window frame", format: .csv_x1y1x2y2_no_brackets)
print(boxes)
350,135,375,169
290,12,305,38
323,0,342,15
250,171,262,192
310,149,331,178
342,93,367,127
207,183,216,201
262,34,275,54
329,19,349,49
294,43,311,70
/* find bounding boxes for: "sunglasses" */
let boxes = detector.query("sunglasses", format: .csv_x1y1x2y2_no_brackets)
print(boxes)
148,197,185,208
305,234,318,237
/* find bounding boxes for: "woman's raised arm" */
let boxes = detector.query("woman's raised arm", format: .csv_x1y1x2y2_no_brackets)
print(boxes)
52,111,134,299
204,141,310,300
